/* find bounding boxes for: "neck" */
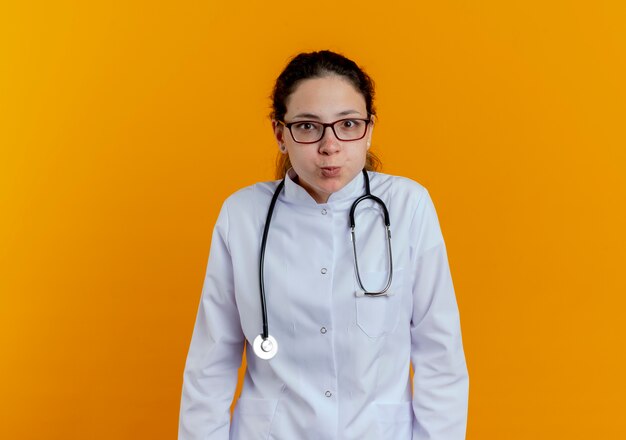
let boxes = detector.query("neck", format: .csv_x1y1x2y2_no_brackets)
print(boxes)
293,175,330,204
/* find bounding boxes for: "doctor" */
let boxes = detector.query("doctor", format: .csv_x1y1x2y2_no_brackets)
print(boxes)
178,50,469,439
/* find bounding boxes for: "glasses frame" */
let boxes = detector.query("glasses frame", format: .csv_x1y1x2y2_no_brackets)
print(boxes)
278,116,372,144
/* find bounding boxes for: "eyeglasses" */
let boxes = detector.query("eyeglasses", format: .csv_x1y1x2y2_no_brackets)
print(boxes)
278,117,371,144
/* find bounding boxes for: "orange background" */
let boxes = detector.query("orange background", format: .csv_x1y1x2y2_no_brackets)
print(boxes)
1,1,625,438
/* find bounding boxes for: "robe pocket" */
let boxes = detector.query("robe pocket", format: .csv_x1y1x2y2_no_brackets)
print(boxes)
230,397,279,440
354,268,405,338
375,401,413,439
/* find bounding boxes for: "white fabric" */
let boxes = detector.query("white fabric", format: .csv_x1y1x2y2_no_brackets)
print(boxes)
178,169,469,440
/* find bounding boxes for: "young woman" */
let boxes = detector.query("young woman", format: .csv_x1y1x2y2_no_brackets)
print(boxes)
178,50,469,440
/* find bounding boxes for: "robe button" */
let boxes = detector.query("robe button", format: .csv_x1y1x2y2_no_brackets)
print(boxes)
320,268,327,274
325,391,332,398
321,209,327,215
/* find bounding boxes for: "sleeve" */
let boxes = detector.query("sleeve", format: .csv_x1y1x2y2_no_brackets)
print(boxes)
178,199,245,440
409,189,469,440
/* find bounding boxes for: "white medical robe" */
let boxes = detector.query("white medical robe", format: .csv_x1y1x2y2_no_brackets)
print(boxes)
178,169,469,439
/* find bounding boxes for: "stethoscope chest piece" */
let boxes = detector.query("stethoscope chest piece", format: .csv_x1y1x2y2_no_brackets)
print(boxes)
253,334,278,360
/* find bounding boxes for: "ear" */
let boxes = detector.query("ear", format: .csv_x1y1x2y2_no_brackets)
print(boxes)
272,119,285,148
366,120,374,150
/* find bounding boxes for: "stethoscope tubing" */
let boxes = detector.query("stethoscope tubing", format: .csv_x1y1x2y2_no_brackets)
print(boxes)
258,178,285,340
256,169,392,359
349,171,393,296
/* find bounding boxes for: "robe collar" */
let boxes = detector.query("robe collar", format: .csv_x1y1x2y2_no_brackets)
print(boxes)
283,167,367,205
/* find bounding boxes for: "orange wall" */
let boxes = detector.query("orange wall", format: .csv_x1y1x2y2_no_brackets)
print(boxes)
1,1,625,438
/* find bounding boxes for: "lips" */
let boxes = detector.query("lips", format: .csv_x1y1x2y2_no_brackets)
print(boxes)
320,166,340,177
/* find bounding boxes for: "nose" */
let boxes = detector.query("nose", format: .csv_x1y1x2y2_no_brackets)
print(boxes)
318,125,340,155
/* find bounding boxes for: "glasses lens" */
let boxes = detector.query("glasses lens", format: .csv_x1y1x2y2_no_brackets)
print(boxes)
334,119,367,141
291,122,323,143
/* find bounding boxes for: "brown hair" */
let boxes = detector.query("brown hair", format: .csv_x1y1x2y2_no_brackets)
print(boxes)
270,50,382,179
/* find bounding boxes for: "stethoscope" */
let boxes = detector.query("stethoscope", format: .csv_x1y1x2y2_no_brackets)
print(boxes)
253,169,393,360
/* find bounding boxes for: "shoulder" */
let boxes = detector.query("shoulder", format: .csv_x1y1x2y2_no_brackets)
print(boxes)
220,178,283,215
369,171,438,235
369,171,430,204
370,172,446,252
211,179,283,241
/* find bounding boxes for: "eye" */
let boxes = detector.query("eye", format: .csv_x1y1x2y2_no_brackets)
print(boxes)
340,119,362,129
294,122,317,131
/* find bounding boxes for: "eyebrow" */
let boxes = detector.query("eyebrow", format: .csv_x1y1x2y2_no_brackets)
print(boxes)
291,110,364,120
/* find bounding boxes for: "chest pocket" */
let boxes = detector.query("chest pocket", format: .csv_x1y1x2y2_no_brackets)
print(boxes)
354,268,407,338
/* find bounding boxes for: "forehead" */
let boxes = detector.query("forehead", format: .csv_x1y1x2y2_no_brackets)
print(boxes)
284,75,367,118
